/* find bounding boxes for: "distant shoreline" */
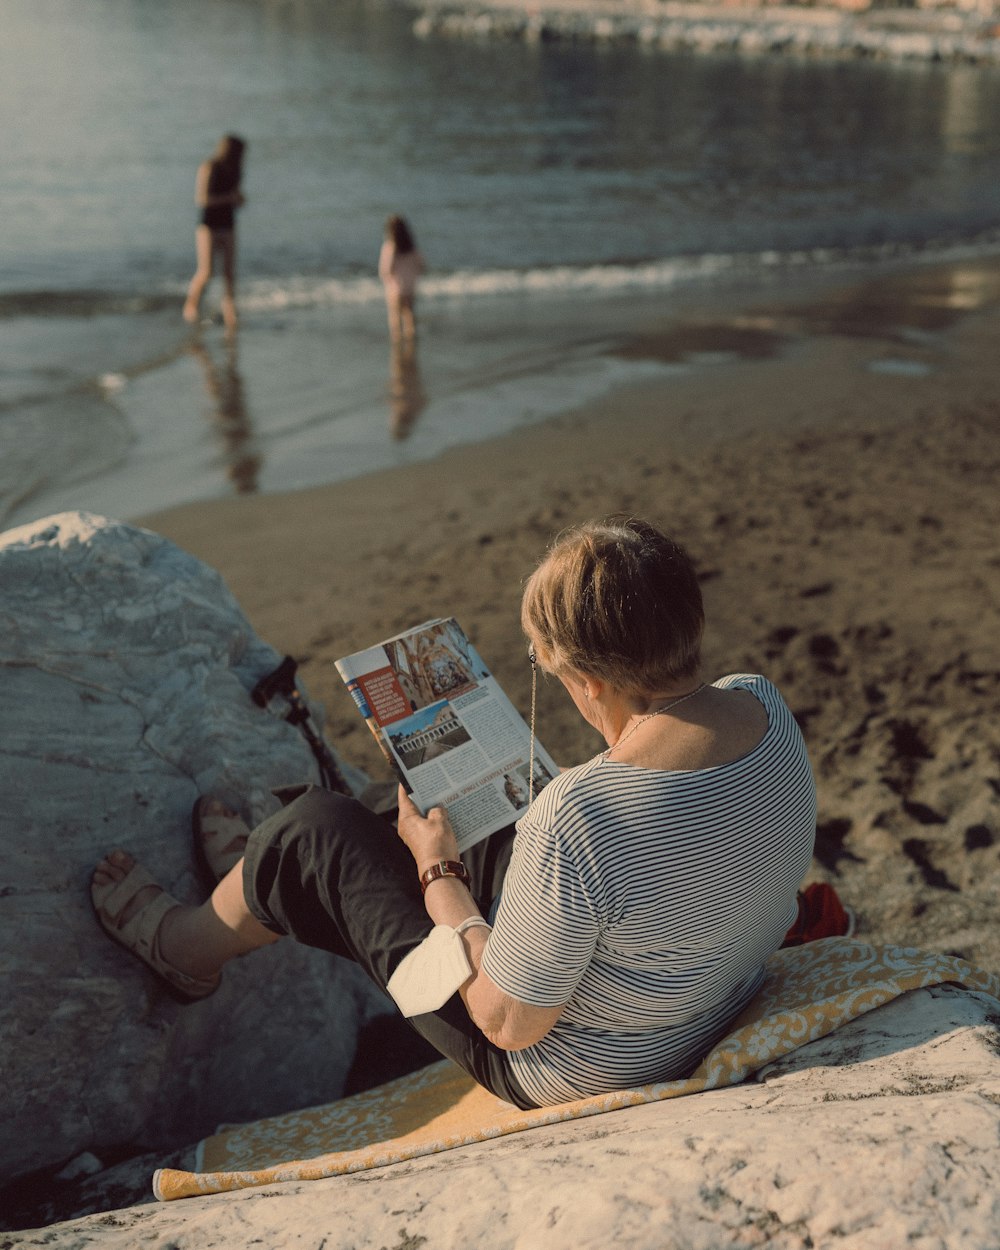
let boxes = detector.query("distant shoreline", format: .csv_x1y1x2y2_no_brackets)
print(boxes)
405,0,1000,64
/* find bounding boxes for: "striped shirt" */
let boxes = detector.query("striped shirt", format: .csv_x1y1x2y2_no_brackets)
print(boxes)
481,673,816,1106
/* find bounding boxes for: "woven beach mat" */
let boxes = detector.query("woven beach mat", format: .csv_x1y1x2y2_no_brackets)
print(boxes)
154,939,1000,1201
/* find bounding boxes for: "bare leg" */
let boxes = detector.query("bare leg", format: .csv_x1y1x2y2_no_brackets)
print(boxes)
218,230,238,332
183,225,214,323
385,290,403,342
399,293,417,341
92,848,279,983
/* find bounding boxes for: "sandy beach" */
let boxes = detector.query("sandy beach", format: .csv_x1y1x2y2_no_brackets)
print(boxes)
141,253,1000,975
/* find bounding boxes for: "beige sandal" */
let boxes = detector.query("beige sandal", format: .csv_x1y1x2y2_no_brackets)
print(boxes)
91,861,220,1003
191,796,250,889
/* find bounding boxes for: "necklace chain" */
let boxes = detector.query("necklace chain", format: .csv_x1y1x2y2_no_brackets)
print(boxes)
603,683,707,756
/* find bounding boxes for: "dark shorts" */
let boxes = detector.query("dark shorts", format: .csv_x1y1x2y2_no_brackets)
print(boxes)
242,784,533,1109
200,207,235,231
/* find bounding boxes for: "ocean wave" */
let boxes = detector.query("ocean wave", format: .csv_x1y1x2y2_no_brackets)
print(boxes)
5,232,1000,320
224,232,1000,314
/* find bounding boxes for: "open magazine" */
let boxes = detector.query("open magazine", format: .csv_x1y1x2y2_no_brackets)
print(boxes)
335,618,559,851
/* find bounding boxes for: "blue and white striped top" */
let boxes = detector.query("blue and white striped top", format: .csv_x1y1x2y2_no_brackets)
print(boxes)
481,673,816,1107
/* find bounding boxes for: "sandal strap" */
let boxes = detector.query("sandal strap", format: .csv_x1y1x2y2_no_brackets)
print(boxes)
93,863,219,1001
201,814,248,855
98,863,166,933
194,803,250,884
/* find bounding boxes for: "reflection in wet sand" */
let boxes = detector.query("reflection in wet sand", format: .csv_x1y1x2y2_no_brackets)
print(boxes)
768,259,1000,340
387,337,427,441
615,323,783,364
188,335,261,494
612,258,1000,368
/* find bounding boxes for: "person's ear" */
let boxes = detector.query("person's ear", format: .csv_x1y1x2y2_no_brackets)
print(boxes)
562,669,602,702
582,675,604,702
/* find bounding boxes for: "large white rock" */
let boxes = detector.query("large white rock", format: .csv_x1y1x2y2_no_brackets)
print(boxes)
0,513,386,1183
12,984,1000,1248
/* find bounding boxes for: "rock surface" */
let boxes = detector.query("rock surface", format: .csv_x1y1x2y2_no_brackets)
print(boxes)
0,513,387,1184
410,0,1000,65
7,984,1000,1248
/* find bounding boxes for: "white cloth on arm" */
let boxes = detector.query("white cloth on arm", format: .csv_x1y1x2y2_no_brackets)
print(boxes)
386,925,473,1018
386,917,492,1017
480,673,817,1106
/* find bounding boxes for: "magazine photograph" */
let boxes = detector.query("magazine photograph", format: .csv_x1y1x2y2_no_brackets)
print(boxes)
336,618,559,850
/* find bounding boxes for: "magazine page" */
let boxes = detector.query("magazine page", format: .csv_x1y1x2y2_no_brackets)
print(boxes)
336,618,559,851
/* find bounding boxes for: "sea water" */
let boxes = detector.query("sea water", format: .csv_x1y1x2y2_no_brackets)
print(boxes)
4,0,1000,526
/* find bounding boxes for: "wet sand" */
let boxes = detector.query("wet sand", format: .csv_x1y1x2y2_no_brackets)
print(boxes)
141,254,1000,972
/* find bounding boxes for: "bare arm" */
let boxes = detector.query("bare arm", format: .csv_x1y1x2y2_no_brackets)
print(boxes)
194,161,212,208
378,240,395,282
396,787,564,1051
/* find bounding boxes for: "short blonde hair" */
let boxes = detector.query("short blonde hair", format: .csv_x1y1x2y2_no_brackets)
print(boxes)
521,517,703,693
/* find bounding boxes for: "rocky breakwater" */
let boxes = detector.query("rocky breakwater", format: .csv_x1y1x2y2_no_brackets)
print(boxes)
0,513,387,1188
410,1,1000,64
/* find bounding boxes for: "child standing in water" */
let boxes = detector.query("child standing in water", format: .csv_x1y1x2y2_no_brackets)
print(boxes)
183,134,247,331
379,215,424,341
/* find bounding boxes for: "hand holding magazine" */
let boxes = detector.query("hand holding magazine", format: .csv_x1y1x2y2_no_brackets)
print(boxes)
335,618,558,851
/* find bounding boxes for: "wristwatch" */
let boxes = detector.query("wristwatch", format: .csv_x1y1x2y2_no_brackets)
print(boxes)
419,860,471,894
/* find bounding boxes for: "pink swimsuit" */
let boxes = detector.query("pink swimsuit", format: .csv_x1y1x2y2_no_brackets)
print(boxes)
379,243,423,299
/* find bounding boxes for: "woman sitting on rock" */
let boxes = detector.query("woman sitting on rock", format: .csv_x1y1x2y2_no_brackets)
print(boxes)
92,517,831,1109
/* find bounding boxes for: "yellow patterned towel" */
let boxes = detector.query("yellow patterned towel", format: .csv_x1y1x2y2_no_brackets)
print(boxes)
153,939,1000,1201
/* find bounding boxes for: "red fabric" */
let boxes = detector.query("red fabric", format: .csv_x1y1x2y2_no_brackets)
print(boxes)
782,883,853,947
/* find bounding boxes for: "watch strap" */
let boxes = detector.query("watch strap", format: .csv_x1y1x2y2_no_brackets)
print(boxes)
419,860,470,894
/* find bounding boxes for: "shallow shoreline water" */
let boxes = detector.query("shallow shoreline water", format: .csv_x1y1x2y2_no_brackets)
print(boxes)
7,0,1000,533
6,247,999,533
